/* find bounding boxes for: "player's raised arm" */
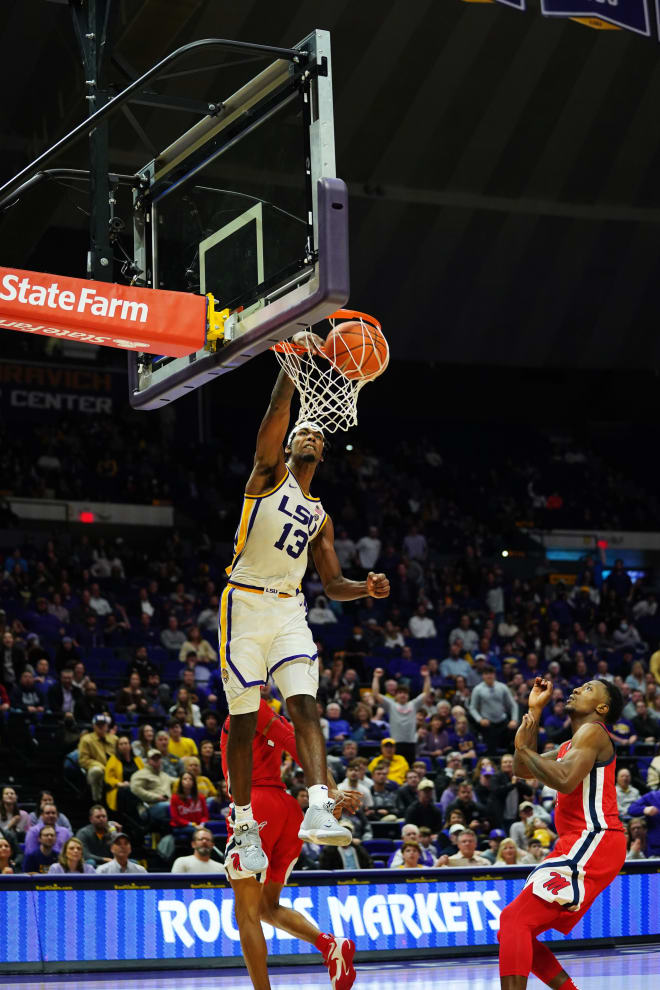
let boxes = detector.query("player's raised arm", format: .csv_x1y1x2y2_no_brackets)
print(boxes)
515,716,603,793
246,368,294,495
312,513,390,603
513,676,558,778
247,333,324,496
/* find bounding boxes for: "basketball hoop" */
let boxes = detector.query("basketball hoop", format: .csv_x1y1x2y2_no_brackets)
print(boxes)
272,309,388,434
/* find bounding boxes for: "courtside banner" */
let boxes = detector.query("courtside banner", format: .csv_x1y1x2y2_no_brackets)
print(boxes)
0,866,657,971
0,267,207,357
540,0,651,34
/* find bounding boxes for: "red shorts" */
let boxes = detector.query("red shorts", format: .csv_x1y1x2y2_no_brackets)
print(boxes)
226,786,303,885
523,827,626,933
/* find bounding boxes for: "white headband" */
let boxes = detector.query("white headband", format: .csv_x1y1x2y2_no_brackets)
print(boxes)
287,420,325,447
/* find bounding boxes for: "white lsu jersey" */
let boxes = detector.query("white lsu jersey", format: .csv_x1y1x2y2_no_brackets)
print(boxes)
226,468,328,596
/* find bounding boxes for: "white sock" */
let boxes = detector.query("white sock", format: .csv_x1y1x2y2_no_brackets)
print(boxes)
308,784,329,808
234,802,253,824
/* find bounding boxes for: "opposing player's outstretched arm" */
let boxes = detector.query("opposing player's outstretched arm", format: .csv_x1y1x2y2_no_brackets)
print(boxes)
312,514,390,602
515,716,604,793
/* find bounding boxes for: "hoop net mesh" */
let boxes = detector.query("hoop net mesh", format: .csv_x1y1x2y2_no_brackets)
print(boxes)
272,312,387,434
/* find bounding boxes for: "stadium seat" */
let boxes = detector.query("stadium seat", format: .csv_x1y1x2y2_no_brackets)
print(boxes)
370,820,402,839
362,838,397,855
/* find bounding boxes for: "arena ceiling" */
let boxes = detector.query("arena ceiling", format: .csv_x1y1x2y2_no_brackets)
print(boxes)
2,0,660,368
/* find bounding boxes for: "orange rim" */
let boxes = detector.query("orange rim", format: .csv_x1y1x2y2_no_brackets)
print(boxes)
271,309,383,355
328,309,382,333
272,339,307,354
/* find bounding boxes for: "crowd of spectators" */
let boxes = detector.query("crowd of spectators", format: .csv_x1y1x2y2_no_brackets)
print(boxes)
1,459,660,872
1,411,659,538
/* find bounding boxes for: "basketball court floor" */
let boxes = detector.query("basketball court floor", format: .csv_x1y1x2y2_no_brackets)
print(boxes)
3,945,658,990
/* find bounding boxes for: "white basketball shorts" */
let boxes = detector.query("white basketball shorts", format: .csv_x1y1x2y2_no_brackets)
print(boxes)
219,585,319,715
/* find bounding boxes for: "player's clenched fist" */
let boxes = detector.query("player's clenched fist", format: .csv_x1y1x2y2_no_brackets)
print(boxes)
366,571,390,598
528,677,553,713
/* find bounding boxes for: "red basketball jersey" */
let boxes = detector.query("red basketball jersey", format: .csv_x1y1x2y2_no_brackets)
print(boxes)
554,721,623,835
221,698,300,793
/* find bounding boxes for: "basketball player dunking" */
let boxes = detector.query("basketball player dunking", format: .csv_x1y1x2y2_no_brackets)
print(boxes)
222,340,390,871
221,698,359,990
498,676,626,989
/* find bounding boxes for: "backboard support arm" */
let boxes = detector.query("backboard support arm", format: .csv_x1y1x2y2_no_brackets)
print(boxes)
0,16,347,413
71,0,114,282
0,37,308,212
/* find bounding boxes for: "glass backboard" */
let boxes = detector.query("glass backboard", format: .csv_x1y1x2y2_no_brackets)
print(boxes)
128,28,349,410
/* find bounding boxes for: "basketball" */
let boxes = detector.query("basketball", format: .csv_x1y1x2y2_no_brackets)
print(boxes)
324,319,389,381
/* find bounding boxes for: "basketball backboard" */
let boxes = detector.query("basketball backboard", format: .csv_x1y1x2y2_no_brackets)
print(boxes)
128,28,349,410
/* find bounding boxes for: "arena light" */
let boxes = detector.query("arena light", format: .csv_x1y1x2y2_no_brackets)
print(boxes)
501,550,509,557
345,444,353,451
79,511,95,523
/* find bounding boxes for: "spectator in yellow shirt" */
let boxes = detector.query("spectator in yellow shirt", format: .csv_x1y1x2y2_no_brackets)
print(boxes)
260,682,282,714
104,733,144,811
167,718,198,760
368,738,409,785
650,648,660,686
78,715,117,802
172,756,217,798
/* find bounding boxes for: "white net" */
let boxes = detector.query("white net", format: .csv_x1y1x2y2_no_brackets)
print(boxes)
272,312,387,434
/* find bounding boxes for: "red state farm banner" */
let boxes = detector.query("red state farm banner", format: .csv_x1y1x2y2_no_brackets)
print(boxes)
0,267,207,357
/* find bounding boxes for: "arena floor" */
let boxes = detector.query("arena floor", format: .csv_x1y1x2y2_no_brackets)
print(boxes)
4,945,659,989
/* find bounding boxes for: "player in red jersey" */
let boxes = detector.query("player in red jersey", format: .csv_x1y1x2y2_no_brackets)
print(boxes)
498,676,625,990
221,698,359,990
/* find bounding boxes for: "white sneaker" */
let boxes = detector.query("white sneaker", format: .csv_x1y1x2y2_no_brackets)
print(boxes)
231,819,268,873
298,801,352,846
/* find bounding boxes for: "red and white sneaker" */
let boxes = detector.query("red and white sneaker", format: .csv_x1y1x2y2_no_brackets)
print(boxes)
323,936,356,990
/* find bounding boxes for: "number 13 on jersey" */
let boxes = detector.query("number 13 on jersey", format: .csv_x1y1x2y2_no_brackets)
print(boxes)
274,522,308,559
